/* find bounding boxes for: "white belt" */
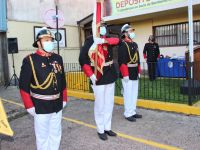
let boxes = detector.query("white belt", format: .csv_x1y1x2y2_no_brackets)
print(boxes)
91,60,113,67
127,63,138,67
30,91,60,100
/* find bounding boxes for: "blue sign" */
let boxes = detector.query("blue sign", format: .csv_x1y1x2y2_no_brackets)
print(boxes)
0,0,7,32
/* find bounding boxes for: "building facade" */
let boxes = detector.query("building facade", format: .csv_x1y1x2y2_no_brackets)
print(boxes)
1,0,200,83
102,0,200,62
4,0,95,80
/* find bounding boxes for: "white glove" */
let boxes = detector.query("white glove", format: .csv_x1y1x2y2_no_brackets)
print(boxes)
27,107,36,116
63,101,67,108
94,37,105,45
123,76,129,83
90,43,97,50
90,74,97,85
138,74,141,78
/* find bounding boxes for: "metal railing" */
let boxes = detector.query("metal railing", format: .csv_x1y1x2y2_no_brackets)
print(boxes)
64,63,90,92
64,61,200,105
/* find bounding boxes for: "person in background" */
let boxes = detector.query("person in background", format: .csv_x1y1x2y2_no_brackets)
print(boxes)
143,35,160,81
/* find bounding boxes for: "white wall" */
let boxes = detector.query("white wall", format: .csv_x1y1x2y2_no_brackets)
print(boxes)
6,0,95,77
132,19,153,62
7,0,95,25
7,21,80,77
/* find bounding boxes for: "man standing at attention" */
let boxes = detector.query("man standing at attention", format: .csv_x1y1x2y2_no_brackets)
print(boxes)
19,27,67,150
79,23,120,140
118,24,142,122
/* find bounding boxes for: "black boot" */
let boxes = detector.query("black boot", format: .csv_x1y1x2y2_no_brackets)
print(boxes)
105,130,117,136
97,132,108,141
133,114,142,119
125,116,136,122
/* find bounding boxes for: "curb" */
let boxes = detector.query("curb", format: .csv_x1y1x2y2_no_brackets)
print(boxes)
68,90,200,116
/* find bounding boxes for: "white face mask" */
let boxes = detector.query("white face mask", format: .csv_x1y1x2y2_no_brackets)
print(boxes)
128,32,136,39
43,41,54,52
100,26,107,36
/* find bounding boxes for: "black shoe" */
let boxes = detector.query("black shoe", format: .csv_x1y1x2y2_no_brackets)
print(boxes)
105,130,117,136
133,114,142,119
125,116,136,122
97,132,108,141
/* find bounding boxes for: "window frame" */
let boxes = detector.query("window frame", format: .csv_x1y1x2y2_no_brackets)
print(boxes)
153,20,200,47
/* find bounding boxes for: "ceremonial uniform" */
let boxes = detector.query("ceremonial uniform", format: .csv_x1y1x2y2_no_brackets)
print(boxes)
19,28,67,150
79,36,119,135
118,40,141,118
143,42,160,80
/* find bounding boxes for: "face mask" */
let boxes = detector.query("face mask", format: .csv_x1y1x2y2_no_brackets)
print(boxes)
100,26,107,36
128,32,136,39
43,41,54,52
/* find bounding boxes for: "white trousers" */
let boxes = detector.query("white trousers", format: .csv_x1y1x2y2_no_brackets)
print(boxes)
92,83,115,134
122,79,139,118
34,110,62,150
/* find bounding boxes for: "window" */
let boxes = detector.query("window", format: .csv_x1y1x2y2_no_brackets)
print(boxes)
153,21,200,47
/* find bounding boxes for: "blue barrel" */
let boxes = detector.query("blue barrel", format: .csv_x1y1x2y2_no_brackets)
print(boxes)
157,58,186,78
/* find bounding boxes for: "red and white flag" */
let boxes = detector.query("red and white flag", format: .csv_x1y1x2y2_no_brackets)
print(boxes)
88,0,105,76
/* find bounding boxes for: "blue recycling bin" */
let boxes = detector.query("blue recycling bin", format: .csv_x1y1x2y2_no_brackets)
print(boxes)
157,58,186,78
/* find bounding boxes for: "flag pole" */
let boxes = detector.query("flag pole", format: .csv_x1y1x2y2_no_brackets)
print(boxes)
56,4,60,55
94,0,103,77
94,2,98,77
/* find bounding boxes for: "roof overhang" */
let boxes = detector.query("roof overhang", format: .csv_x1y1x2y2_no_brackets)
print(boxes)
103,0,200,24
77,13,93,27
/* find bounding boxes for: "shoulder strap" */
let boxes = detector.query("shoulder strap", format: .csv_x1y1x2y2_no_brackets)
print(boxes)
29,55,55,90
123,41,138,64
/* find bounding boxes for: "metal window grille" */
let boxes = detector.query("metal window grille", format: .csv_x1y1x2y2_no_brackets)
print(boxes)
153,21,200,47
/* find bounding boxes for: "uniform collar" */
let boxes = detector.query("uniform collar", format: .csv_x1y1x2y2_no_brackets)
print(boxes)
124,37,133,43
36,50,52,57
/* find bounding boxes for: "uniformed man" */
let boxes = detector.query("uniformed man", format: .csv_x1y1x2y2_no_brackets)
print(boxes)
118,24,142,122
143,35,160,81
19,27,67,150
79,23,120,141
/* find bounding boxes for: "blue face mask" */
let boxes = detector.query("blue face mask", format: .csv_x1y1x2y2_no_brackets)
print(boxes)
43,41,54,52
128,32,136,39
100,26,107,36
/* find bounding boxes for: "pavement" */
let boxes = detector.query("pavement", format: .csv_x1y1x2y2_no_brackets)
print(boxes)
0,86,200,150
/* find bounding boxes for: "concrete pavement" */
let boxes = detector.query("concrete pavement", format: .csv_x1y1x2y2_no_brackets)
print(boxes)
0,86,200,150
